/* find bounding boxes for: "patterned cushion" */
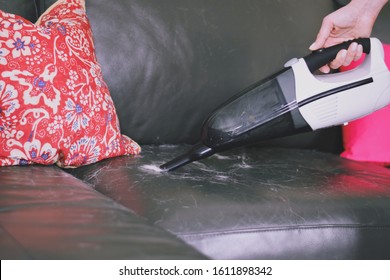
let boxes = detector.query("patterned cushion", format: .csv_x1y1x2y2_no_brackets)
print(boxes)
0,0,140,167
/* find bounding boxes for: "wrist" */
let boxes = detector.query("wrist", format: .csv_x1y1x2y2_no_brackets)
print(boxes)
350,0,388,20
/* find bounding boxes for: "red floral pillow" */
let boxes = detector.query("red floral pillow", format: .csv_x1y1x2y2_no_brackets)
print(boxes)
0,0,140,167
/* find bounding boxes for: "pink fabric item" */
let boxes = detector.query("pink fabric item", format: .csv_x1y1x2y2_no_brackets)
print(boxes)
340,43,390,166
0,0,140,167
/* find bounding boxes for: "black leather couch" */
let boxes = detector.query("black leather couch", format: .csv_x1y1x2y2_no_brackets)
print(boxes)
1,0,390,260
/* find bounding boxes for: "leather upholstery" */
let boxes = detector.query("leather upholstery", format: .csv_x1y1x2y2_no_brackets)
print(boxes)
83,0,341,150
0,0,38,22
69,146,390,259
37,0,57,15
0,165,206,259
1,0,390,260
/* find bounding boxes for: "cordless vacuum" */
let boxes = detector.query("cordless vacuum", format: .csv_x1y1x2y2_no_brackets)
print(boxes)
161,38,390,171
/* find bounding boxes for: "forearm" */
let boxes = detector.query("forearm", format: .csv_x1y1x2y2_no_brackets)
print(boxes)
350,0,388,22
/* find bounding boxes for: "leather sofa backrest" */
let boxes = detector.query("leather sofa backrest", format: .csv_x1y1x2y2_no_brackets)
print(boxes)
0,0,38,22
2,0,344,151
36,0,57,16
82,0,336,145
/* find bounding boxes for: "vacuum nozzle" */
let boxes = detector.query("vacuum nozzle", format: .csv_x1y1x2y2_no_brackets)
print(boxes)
160,143,214,172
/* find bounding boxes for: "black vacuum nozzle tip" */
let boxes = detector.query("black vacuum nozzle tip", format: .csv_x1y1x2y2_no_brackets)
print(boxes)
160,157,191,172
160,143,214,172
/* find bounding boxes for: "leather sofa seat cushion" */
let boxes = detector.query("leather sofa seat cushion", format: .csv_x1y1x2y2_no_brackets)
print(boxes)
0,164,206,259
69,145,390,259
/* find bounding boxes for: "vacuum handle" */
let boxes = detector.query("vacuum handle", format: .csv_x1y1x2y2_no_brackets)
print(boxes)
304,38,371,73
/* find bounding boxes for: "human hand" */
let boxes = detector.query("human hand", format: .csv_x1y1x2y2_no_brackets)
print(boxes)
309,0,386,73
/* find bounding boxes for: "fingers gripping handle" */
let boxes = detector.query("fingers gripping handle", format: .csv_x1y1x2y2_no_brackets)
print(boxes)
304,38,371,73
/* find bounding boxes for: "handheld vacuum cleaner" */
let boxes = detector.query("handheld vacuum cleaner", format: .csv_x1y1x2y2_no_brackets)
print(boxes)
160,38,390,172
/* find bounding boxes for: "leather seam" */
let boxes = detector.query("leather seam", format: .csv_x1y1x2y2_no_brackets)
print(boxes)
178,224,390,240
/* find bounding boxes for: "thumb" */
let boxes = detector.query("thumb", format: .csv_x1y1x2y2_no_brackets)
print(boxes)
309,18,333,50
